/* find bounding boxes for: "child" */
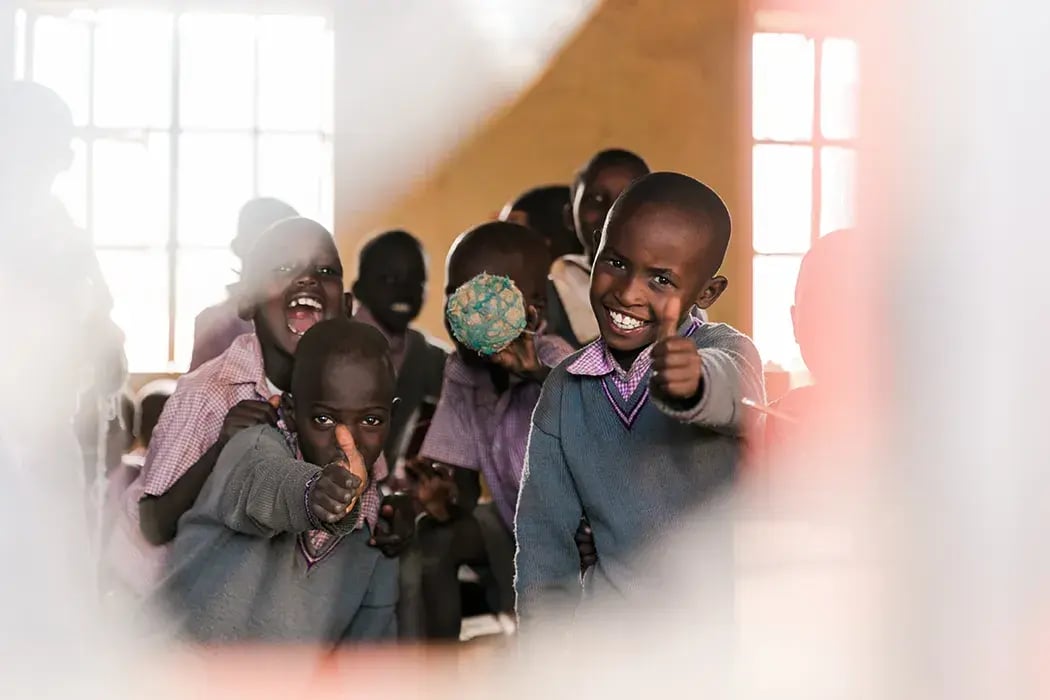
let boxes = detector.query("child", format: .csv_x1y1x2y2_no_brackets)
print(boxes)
409,221,575,639
499,185,581,260
157,319,398,643
765,229,860,449
351,229,448,471
189,197,298,371
547,149,651,348
514,172,765,628
106,217,360,595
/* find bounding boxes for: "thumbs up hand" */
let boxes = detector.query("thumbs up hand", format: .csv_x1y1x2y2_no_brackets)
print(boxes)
309,425,369,524
649,297,703,402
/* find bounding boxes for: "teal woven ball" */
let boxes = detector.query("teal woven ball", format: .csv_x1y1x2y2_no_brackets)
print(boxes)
446,273,527,355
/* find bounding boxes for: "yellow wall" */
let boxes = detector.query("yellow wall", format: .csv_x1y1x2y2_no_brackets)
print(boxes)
334,0,752,340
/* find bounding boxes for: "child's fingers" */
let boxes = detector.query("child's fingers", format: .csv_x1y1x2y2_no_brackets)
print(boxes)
334,424,358,461
659,296,682,341
267,394,282,409
317,474,355,503
311,492,348,521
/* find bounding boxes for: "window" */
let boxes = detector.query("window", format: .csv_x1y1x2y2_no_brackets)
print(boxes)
14,7,334,372
751,32,858,372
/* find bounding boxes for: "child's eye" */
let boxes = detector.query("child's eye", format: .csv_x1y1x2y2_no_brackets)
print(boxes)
312,415,335,427
361,415,384,427
654,275,674,287
603,257,626,270
275,264,295,274
317,265,340,277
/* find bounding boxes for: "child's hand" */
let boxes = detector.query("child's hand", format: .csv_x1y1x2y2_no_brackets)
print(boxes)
309,425,369,524
220,395,281,443
406,458,458,522
491,306,547,381
650,297,703,401
369,492,415,557
575,518,597,572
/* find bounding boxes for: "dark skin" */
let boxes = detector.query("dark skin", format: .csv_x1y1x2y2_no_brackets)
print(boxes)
138,226,352,546
590,202,728,404
352,236,427,336
285,356,395,528
571,162,650,264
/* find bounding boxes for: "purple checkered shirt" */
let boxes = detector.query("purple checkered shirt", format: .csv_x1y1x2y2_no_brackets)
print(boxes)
567,310,704,401
419,334,573,530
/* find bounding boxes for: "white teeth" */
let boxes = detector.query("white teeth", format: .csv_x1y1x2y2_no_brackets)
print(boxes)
288,297,322,310
609,310,645,331
390,302,412,313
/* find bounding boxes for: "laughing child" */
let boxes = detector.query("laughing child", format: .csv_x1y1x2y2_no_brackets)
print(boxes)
106,217,363,595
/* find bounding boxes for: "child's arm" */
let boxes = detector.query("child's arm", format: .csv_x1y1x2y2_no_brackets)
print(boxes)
513,372,586,631
139,397,281,544
651,302,765,437
216,425,364,538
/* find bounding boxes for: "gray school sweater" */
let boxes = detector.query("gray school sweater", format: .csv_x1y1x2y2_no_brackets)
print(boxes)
156,425,398,644
514,321,764,628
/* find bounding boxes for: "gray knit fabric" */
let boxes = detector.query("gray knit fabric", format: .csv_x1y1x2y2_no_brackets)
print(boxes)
155,425,398,644
514,322,764,628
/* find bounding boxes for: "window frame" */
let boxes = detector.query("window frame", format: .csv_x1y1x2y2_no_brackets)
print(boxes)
15,4,334,372
750,25,858,372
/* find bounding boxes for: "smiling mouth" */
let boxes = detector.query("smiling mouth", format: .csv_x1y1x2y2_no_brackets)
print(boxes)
286,293,325,336
389,302,413,314
605,307,651,334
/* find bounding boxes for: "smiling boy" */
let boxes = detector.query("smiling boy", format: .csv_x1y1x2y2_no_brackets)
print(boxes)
514,172,765,628
157,319,399,643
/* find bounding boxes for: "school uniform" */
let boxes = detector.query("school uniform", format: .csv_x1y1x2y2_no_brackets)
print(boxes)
156,425,397,643
514,309,764,629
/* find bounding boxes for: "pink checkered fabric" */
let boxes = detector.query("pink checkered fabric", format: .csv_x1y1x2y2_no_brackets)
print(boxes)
567,312,704,399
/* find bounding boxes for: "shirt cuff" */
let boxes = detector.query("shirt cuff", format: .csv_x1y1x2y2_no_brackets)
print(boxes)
303,471,324,531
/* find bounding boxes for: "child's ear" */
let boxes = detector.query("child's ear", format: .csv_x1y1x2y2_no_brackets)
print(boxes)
695,276,728,310
343,291,354,318
281,392,297,434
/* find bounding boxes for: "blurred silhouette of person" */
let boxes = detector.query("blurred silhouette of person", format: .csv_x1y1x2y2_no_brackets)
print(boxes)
189,197,298,371
0,80,126,522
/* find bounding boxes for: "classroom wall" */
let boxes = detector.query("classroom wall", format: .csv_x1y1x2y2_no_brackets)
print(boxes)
333,0,752,341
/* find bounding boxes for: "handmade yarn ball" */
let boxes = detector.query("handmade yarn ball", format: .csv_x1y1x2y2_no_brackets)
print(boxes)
446,272,527,355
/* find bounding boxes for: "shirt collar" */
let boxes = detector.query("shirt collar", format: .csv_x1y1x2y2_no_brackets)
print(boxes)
214,333,272,399
566,308,704,378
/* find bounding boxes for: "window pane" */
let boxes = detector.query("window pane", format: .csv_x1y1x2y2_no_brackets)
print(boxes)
93,134,170,246
32,15,91,125
257,134,322,221
179,14,255,128
820,147,856,235
173,248,240,371
753,255,803,371
177,133,254,247
52,138,88,230
753,144,812,254
94,10,173,128
752,33,814,141
96,249,170,372
257,16,328,131
821,38,859,140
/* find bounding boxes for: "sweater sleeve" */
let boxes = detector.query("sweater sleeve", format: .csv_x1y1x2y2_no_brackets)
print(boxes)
653,325,766,437
513,369,585,630
214,426,321,537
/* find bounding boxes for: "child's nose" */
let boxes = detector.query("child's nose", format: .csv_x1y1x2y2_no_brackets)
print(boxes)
613,276,647,308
